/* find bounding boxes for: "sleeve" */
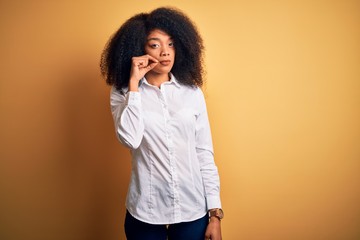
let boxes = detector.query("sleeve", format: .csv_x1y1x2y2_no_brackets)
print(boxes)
110,87,144,149
195,88,222,210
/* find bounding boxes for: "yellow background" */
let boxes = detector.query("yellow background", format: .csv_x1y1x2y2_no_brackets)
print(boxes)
1,0,359,239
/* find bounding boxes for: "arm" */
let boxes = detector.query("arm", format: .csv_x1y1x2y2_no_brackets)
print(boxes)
110,54,159,149
110,88,144,149
196,89,221,209
195,89,222,240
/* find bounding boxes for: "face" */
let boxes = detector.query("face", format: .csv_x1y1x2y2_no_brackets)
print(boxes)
145,29,175,75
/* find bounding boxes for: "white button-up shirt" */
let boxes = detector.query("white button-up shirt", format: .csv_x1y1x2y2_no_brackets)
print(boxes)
110,74,221,224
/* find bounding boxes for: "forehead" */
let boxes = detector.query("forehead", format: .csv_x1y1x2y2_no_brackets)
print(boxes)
147,29,172,40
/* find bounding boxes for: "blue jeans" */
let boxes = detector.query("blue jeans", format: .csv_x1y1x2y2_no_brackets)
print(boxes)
124,211,209,240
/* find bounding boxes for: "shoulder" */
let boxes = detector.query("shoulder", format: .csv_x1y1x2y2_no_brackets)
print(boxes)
110,86,128,103
111,85,129,95
175,84,204,103
177,82,202,95
190,86,205,100
178,85,207,110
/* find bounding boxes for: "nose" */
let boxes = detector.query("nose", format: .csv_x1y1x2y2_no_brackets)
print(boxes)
160,46,170,56
161,51,170,56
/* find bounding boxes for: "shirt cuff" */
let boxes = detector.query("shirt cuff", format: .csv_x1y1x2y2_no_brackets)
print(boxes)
206,195,222,210
126,91,141,106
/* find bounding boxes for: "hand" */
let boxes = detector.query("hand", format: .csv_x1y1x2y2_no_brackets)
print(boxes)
204,217,222,240
129,54,158,91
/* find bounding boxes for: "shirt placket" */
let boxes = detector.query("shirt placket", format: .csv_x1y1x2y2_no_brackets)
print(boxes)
158,87,181,222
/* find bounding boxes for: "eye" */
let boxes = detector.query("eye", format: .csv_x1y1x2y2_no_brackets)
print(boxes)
150,43,160,48
169,42,174,47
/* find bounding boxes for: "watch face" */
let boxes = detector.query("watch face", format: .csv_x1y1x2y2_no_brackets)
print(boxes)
217,209,224,219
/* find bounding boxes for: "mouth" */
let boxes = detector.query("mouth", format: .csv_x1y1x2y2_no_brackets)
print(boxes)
159,60,171,66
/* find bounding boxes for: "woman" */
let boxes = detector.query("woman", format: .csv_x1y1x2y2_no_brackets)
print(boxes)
101,7,223,240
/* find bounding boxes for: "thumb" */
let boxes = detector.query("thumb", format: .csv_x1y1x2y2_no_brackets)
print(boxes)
146,61,158,71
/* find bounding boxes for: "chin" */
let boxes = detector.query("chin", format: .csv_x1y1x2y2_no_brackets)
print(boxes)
152,68,173,75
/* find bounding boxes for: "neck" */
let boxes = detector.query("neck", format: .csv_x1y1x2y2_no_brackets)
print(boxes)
145,72,170,88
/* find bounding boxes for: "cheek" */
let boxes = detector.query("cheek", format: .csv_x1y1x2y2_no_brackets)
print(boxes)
170,48,175,56
144,48,158,58
169,49,175,61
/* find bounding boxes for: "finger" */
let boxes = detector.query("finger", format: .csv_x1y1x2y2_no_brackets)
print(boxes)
144,62,158,72
136,59,149,68
133,54,158,62
146,54,159,63
132,57,148,66
138,61,146,67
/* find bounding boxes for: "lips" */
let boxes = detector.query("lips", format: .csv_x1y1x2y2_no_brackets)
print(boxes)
160,60,171,66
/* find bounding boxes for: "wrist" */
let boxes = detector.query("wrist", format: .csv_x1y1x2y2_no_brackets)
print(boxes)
128,78,139,92
209,216,221,223
208,208,224,221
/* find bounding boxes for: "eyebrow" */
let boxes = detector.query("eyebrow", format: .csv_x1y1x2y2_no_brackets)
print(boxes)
147,37,173,41
147,38,160,41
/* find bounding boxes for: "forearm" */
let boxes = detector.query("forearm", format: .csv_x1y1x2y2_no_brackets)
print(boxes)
197,148,222,209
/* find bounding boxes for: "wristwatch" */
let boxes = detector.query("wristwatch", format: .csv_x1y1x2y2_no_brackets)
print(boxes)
208,208,224,220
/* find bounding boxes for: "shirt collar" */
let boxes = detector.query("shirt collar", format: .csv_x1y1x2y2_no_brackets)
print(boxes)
140,73,181,88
